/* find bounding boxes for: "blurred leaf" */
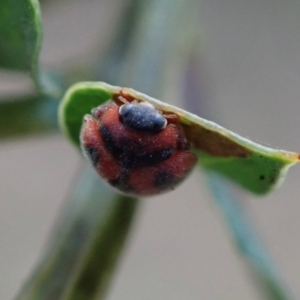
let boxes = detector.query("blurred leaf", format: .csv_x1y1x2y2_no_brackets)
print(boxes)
0,0,42,78
16,167,138,300
0,95,58,139
59,81,299,195
207,172,294,300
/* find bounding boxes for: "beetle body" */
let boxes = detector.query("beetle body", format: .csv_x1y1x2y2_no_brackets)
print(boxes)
81,100,197,196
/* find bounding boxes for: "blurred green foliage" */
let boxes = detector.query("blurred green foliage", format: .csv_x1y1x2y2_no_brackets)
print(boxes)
0,0,296,299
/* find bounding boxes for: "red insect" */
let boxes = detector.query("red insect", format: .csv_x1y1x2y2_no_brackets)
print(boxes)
80,95,197,196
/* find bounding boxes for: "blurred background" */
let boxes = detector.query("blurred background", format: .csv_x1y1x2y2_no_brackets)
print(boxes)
1,0,300,299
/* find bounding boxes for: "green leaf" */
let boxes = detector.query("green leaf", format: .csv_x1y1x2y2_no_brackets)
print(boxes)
58,82,118,147
0,95,58,140
0,0,42,76
59,81,299,195
16,167,138,300
196,150,294,196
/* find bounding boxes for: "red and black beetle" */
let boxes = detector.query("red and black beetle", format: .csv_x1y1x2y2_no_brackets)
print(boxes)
80,95,197,196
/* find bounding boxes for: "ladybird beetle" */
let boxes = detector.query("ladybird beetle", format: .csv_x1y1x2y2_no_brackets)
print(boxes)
80,95,197,196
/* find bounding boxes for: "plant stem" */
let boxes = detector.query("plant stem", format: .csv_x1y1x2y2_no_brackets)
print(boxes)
16,168,137,300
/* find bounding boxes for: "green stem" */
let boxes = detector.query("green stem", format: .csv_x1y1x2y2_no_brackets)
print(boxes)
16,168,138,300
30,0,43,93
206,173,294,300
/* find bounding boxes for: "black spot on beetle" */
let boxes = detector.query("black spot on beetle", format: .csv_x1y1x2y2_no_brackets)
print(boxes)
109,169,137,194
259,175,265,181
100,124,173,168
100,125,124,159
85,146,99,167
154,171,176,189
